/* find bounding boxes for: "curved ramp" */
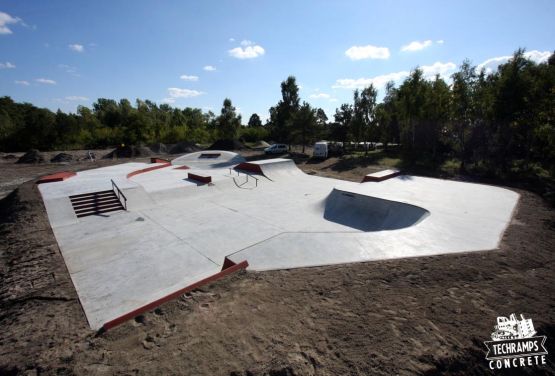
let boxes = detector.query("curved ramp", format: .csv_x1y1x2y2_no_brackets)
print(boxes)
172,150,246,169
235,158,302,180
323,188,429,231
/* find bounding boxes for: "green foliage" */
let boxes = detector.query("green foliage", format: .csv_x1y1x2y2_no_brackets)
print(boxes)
0,96,220,151
215,98,242,140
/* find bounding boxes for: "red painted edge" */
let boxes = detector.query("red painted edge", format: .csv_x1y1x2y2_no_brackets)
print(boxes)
188,172,212,183
173,165,190,170
235,162,263,174
361,171,400,183
101,260,248,331
150,157,170,164
36,171,76,184
126,162,171,178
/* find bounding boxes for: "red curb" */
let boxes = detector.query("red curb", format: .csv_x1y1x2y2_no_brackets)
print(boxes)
173,165,190,170
150,157,170,164
235,162,263,174
188,172,212,183
126,162,171,178
36,171,76,184
101,260,248,331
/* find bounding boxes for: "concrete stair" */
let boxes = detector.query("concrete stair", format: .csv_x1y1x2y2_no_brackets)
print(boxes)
70,190,124,218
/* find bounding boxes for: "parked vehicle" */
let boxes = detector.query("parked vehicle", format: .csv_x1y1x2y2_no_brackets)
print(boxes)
313,141,329,158
264,144,288,155
313,141,344,159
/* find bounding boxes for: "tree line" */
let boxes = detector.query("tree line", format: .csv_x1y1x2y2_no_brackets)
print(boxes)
0,48,553,175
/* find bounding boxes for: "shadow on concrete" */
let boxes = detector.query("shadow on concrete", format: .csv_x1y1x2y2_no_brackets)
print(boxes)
323,189,429,231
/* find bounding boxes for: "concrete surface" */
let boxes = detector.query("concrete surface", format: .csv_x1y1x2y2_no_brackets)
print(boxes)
38,152,519,329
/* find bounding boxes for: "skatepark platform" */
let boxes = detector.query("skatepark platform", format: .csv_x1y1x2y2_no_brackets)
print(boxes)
37,152,519,330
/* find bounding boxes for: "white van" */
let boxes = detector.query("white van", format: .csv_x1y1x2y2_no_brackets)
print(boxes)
313,141,328,158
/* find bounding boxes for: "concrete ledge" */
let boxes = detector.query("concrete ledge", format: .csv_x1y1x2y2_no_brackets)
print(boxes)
101,260,248,331
188,172,212,184
362,169,400,182
127,163,171,179
36,171,76,184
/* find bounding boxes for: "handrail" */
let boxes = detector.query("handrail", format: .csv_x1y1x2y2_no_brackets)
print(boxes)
229,168,258,187
111,179,127,211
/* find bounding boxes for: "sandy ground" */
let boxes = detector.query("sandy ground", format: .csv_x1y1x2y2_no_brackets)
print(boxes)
0,150,554,375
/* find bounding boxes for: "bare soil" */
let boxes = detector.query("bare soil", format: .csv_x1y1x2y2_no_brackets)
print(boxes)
0,151,554,375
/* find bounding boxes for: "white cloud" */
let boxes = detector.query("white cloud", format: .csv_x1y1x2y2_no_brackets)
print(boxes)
332,61,456,91
36,78,56,85
345,45,390,60
436,39,444,44
477,50,552,74
333,71,410,90
58,64,79,77
420,61,457,79
65,96,88,101
401,40,433,52
14,80,29,86
0,61,15,69
203,65,216,71
229,38,235,42
180,74,199,81
167,87,204,98
0,11,22,35
309,93,331,99
68,44,84,52
228,42,265,59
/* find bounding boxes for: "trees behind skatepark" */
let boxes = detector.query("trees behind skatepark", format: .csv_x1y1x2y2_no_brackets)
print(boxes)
0,49,554,176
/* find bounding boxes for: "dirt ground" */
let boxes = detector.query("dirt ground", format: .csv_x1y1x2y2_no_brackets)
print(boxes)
0,150,554,375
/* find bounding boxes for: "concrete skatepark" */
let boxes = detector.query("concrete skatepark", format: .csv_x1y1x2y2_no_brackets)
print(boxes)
37,151,519,330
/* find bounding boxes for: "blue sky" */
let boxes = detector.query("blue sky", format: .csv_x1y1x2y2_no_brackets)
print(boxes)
1,0,553,122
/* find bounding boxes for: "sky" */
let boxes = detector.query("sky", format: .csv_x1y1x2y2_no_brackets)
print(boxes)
0,0,553,122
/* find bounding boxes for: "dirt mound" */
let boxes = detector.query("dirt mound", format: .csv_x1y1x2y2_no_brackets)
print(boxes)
50,153,73,163
103,145,153,159
207,139,246,151
149,143,168,154
169,141,200,154
16,149,45,164
251,140,270,150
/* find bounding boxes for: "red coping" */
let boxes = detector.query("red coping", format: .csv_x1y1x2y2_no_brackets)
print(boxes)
101,259,249,331
126,162,171,178
361,170,400,183
188,172,212,183
235,162,262,174
150,157,170,164
174,165,190,170
36,171,76,184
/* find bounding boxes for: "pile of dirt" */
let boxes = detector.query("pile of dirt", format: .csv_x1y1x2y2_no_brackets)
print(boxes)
251,140,270,150
149,143,168,154
50,153,73,163
103,145,153,159
16,149,45,164
207,139,246,151
168,141,200,154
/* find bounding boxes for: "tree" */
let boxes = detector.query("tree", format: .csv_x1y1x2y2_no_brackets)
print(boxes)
247,113,262,127
268,75,300,145
332,103,353,145
215,98,241,140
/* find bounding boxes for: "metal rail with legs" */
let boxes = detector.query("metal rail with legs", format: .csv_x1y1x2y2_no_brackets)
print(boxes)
111,179,128,210
229,168,259,187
